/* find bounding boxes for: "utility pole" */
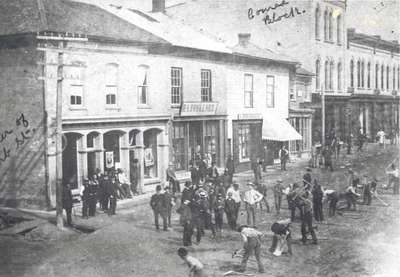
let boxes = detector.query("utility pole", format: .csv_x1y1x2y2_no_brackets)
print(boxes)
56,44,65,230
322,84,326,146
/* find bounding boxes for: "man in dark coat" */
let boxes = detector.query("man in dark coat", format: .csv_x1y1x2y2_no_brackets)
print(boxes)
190,163,200,187
179,200,193,246
62,183,73,226
81,178,90,219
181,181,194,205
166,163,180,194
311,180,324,222
299,195,318,244
303,168,312,189
224,191,237,230
107,176,118,216
130,159,140,195
225,154,234,184
164,186,175,227
322,146,334,171
279,145,289,171
150,185,168,231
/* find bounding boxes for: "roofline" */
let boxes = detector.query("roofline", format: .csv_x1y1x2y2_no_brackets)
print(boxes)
347,28,400,53
231,52,299,67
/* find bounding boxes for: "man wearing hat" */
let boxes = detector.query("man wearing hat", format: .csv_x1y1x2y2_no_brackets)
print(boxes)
273,179,284,214
243,183,263,227
303,167,312,189
179,199,193,246
150,185,168,231
166,163,180,195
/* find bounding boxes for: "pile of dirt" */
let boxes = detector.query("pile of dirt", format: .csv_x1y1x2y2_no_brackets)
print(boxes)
23,222,79,241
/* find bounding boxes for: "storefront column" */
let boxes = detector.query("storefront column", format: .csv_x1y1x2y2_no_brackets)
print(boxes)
120,132,130,179
135,131,145,194
219,119,225,167
158,130,169,183
77,135,87,185
97,133,104,174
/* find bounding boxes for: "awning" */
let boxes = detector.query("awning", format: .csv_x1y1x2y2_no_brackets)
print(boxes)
262,114,302,141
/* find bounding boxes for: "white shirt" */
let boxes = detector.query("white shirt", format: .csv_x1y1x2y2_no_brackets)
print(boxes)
243,188,263,205
226,187,241,203
118,172,130,184
377,131,385,143
241,227,262,243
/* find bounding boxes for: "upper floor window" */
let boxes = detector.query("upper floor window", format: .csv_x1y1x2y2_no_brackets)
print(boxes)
105,63,118,105
337,15,342,44
367,62,371,89
69,66,84,106
337,62,342,91
171,67,182,105
201,69,212,102
357,60,361,88
266,75,275,108
329,61,334,90
375,64,379,89
381,65,384,90
386,66,390,90
328,11,333,41
316,59,321,90
324,10,328,41
137,65,149,105
393,66,396,90
325,60,329,89
244,74,253,108
315,6,320,39
361,61,365,88
350,60,354,88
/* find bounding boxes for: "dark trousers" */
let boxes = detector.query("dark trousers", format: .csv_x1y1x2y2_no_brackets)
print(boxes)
215,211,223,231
313,200,324,222
347,144,352,154
154,210,167,230
131,181,138,195
258,198,270,212
109,197,117,215
301,211,317,243
363,193,372,205
226,211,237,230
281,159,287,171
64,207,72,226
166,206,172,227
240,237,264,272
121,184,132,198
234,203,241,219
325,161,334,171
274,194,282,214
82,199,89,218
194,219,204,243
329,198,338,216
346,192,357,210
183,222,193,246
89,196,97,217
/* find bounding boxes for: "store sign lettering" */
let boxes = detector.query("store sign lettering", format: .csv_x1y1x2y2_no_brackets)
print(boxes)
180,102,218,116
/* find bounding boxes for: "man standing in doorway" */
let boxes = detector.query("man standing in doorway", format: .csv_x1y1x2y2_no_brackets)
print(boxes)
279,145,289,171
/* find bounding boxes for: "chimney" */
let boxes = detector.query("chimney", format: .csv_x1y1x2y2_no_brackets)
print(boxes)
152,0,165,12
238,33,251,47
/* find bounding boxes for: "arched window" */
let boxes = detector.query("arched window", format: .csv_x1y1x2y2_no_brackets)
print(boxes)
381,65,384,90
105,63,119,105
337,14,342,44
329,61,334,90
325,60,329,90
337,62,342,91
386,66,390,90
328,11,333,41
316,59,321,89
375,64,379,89
361,61,365,88
324,10,328,41
393,66,396,91
315,5,320,39
367,62,371,89
357,60,361,88
350,60,354,88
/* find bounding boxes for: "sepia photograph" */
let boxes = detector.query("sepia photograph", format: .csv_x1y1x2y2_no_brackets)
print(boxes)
0,0,399,276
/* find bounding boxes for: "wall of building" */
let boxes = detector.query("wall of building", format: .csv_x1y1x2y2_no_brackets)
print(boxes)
0,39,48,209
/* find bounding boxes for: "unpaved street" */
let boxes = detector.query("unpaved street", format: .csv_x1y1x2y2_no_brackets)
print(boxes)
1,144,399,277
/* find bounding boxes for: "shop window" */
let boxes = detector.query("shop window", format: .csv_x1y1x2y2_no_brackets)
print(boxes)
137,65,149,105
244,74,253,108
204,121,218,164
172,123,186,171
266,75,275,107
87,132,97,148
143,129,159,178
171,67,182,105
105,63,118,105
201,69,212,102
238,125,250,162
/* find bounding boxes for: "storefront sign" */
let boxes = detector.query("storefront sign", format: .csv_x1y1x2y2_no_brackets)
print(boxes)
105,151,114,168
180,102,218,116
237,114,263,120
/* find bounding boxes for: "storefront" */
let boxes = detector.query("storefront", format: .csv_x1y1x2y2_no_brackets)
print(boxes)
288,109,313,156
61,117,169,194
170,102,226,172
230,115,263,172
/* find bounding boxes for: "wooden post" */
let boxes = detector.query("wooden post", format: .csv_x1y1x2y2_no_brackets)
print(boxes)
56,49,64,230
